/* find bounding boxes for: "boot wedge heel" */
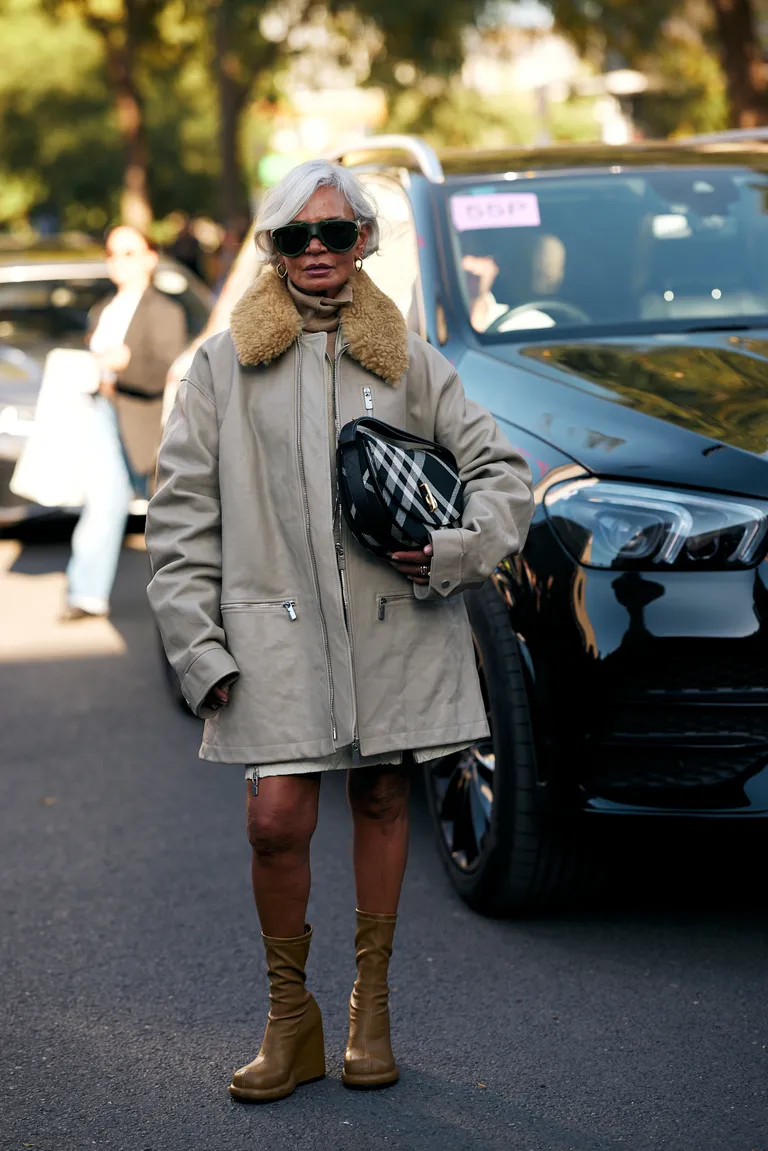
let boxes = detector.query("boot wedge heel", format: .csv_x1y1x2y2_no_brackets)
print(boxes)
227,1003,324,1100
229,1016,326,1102
292,1020,326,1085
229,925,326,1104
343,911,399,1091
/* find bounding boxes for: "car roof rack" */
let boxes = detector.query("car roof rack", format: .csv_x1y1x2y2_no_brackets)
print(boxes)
328,135,445,183
679,127,768,145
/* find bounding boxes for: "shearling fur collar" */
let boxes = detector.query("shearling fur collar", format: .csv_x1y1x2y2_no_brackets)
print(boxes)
229,267,409,385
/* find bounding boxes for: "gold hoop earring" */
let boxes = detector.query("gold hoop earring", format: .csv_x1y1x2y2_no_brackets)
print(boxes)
276,262,288,279
355,257,363,272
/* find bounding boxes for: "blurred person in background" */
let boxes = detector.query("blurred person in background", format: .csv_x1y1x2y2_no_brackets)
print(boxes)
170,213,206,282
212,216,250,296
62,225,187,620
146,160,533,1101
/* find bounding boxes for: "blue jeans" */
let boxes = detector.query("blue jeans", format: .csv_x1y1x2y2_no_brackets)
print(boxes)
66,396,147,614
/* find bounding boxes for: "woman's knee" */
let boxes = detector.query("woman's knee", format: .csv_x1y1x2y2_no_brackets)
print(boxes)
246,777,319,857
348,767,411,822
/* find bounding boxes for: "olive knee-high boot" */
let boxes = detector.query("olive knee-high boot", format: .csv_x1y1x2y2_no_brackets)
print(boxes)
229,924,325,1102
342,910,399,1089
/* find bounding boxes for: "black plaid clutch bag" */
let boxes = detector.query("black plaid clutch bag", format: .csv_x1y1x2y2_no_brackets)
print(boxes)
337,417,464,558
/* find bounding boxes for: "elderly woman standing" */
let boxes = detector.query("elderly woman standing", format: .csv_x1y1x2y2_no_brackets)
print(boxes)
146,160,534,1102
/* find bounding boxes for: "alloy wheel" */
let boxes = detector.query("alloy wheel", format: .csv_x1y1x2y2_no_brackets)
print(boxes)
427,641,494,872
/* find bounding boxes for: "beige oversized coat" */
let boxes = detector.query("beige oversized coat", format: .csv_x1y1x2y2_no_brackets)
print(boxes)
146,268,534,764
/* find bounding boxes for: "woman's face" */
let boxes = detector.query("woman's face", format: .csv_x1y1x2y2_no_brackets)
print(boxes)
278,186,369,297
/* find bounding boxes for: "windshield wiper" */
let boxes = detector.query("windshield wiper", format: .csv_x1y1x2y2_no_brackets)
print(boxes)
682,322,758,333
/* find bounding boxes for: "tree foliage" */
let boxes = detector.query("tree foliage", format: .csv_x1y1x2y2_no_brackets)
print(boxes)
548,0,764,129
0,0,757,234
0,0,219,228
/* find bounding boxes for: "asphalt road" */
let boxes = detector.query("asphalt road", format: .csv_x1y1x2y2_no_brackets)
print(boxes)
1,531,767,1151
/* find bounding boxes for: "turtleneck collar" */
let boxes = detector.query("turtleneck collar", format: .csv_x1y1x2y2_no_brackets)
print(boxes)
286,277,353,335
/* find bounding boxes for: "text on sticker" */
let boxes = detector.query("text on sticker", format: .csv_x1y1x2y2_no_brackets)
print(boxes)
451,193,541,232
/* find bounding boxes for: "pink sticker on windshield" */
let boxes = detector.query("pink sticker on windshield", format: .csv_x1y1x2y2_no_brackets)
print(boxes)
451,193,541,231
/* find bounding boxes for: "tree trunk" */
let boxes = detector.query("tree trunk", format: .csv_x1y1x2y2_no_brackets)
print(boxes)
214,0,251,227
710,0,768,127
101,20,152,229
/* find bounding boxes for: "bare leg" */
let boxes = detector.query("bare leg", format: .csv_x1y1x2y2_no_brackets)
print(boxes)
232,774,325,1102
347,761,412,914
246,774,321,938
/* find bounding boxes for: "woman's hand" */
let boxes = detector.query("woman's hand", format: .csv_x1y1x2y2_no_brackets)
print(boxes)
97,344,132,374
390,543,432,585
205,683,231,711
461,254,500,296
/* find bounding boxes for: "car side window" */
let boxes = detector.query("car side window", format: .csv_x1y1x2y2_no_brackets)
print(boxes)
358,176,425,335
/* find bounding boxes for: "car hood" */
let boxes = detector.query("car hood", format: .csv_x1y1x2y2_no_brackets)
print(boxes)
479,329,768,498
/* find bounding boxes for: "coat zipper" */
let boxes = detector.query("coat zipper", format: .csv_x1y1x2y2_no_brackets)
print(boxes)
377,593,411,620
296,340,337,741
222,598,297,620
333,344,360,760
363,386,374,412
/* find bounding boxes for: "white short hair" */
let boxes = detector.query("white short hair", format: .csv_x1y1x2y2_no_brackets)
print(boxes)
254,160,379,264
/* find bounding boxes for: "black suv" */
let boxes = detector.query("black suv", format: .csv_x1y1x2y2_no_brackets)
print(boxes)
328,134,768,913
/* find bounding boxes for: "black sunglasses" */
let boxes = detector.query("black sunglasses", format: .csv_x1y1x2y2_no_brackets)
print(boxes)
272,218,360,258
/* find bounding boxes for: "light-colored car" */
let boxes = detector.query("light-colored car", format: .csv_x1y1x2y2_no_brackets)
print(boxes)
0,242,213,527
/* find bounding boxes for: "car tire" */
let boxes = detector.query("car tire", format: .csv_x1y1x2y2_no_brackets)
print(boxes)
158,632,196,717
425,580,585,915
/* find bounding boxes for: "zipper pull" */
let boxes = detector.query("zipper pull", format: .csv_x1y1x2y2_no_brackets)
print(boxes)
335,542,346,570
378,596,386,621
363,386,373,411
283,600,298,621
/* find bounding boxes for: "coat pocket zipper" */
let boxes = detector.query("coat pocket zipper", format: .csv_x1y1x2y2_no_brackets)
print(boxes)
376,593,412,621
221,599,298,620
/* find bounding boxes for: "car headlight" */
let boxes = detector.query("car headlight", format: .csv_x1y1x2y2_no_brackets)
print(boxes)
543,479,768,570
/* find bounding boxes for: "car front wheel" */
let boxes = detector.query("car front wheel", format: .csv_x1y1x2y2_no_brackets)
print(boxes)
425,580,584,915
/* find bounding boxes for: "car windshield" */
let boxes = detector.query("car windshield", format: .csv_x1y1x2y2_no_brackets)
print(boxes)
447,166,768,340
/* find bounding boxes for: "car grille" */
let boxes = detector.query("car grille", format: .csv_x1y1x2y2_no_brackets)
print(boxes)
610,650,768,695
580,640,768,800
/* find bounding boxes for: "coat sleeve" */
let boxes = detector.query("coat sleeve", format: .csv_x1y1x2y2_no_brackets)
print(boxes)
145,351,239,717
414,369,534,601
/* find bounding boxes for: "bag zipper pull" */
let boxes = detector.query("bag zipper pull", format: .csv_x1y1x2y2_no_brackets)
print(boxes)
378,596,386,621
363,386,373,411
283,600,298,621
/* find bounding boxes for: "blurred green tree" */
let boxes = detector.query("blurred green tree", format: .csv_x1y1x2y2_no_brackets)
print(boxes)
0,0,120,228
549,0,765,129
191,0,491,224
199,0,283,226
40,0,176,228
709,0,768,126
0,0,218,229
